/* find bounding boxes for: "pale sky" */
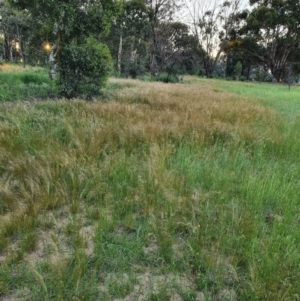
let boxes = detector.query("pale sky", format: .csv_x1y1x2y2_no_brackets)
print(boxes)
176,0,250,25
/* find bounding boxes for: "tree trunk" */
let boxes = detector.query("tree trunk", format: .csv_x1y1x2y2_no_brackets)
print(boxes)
9,45,13,62
150,52,156,76
203,56,210,77
56,28,61,65
272,67,282,82
4,34,11,61
16,23,26,68
117,28,123,76
246,62,251,80
150,20,158,77
225,54,230,77
56,27,62,81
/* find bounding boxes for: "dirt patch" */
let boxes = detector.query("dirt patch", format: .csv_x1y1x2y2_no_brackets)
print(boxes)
100,271,197,301
79,224,95,258
25,211,71,265
0,287,31,301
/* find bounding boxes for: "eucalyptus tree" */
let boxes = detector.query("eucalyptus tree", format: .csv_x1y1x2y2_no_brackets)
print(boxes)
9,0,120,98
117,0,149,77
0,1,30,64
146,0,183,76
240,0,300,82
105,0,149,77
0,1,16,61
185,0,243,77
153,21,193,78
107,0,198,78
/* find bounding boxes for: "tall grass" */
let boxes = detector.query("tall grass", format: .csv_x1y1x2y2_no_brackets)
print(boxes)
0,64,57,101
1,76,300,300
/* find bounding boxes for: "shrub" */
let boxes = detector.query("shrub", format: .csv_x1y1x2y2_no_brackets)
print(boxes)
154,72,179,83
239,75,247,81
234,61,242,80
198,69,204,77
137,73,153,82
58,37,112,99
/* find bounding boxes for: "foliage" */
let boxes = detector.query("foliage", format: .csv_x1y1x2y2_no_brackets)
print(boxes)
153,22,195,77
8,0,119,40
146,0,183,76
8,0,120,98
2,0,300,85
187,0,243,77
58,37,112,99
240,0,300,82
103,0,150,77
233,61,242,79
0,1,30,64
154,72,179,83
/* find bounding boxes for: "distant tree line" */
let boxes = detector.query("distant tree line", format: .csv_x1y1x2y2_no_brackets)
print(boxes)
0,0,299,98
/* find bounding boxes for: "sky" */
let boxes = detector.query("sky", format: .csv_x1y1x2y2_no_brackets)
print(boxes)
176,0,250,25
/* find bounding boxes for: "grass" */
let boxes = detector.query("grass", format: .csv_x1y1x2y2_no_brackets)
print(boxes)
0,64,58,101
212,78,300,117
1,73,300,300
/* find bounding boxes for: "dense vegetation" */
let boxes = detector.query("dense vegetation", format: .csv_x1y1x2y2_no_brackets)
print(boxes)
1,0,300,96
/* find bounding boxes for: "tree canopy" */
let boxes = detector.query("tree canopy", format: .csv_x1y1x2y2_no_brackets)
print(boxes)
240,0,300,81
7,0,120,98
1,0,300,89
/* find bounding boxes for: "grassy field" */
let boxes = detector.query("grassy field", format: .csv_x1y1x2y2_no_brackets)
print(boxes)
214,79,300,117
0,64,57,101
1,71,300,300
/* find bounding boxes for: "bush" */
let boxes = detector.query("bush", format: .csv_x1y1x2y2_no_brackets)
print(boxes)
198,69,204,77
234,61,242,79
58,37,112,99
154,72,179,83
137,73,153,82
264,74,274,82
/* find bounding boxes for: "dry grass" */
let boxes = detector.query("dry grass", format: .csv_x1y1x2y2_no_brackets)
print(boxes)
107,77,279,144
0,64,24,71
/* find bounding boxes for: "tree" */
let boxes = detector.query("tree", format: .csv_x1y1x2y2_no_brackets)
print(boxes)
177,34,203,75
224,33,262,79
288,44,300,81
0,1,30,64
240,0,300,82
105,0,150,77
185,0,243,77
152,21,194,79
105,0,202,79
9,0,120,98
0,1,16,61
146,0,183,76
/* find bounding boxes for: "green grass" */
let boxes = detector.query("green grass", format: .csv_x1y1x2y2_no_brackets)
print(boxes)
1,76,300,300
0,64,58,101
215,79,300,117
